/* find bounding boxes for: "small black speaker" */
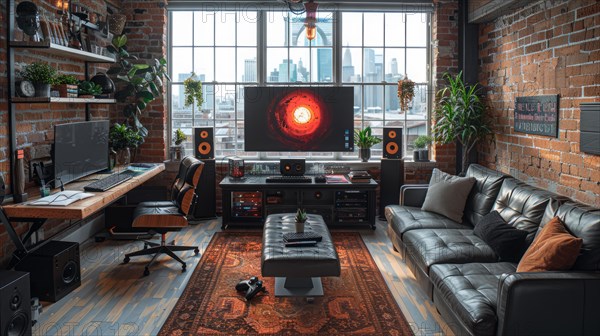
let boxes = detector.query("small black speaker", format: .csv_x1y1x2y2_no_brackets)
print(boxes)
191,159,216,219
379,159,404,218
383,128,402,159
0,271,31,336
280,159,305,176
15,241,80,302
194,127,215,159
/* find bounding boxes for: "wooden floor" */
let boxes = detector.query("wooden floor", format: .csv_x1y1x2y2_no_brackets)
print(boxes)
33,219,452,336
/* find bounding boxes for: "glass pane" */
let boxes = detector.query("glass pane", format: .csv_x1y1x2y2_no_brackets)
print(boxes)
311,48,332,82
313,12,334,47
237,48,257,82
172,47,193,83
267,12,287,46
288,12,305,46
290,48,310,82
385,13,405,47
406,48,427,83
341,47,362,83
364,13,384,46
406,13,428,47
407,84,428,118
406,120,427,155
215,120,236,157
215,11,236,46
363,85,384,120
384,48,406,81
172,12,193,46
215,47,236,82
266,48,288,82
193,12,214,46
384,84,401,120
198,84,215,118
363,48,383,83
349,85,362,118
237,11,257,46
341,13,362,46
193,47,214,82
215,85,236,119
171,84,191,123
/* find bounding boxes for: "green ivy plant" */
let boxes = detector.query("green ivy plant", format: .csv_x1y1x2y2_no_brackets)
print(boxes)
173,128,186,146
23,62,56,84
78,81,103,96
109,123,144,150
354,126,382,149
107,34,170,138
183,73,204,110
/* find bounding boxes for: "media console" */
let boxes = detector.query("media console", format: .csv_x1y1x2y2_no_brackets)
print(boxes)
220,176,378,230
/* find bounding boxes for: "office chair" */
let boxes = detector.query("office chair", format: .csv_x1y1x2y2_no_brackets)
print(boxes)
123,156,204,276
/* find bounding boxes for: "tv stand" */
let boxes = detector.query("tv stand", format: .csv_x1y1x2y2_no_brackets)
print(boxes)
220,176,377,230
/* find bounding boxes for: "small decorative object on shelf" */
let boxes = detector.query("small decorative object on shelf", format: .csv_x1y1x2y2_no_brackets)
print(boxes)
294,208,308,233
22,62,56,97
171,128,187,161
108,13,127,35
228,157,245,178
15,80,35,98
15,1,42,42
78,80,102,98
354,126,382,162
90,72,115,97
413,135,433,162
397,76,415,112
184,73,204,111
53,74,79,98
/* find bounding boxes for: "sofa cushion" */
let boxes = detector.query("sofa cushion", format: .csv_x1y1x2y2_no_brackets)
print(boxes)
517,217,583,272
422,168,476,223
474,211,528,262
385,205,470,239
403,229,498,273
463,164,510,227
430,262,517,336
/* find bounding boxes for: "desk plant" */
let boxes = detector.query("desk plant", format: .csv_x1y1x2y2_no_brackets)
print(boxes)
354,126,382,162
295,208,308,233
171,128,187,161
109,123,144,165
413,135,433,162
22,62,56,97
433,71,492,174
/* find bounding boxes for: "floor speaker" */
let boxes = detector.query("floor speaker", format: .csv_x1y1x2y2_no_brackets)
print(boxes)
194,127,215,159
191,159,216,219
15,241,80,302
383,128,402,159
0,271,31,336
280,159,305,176
379,159,404,218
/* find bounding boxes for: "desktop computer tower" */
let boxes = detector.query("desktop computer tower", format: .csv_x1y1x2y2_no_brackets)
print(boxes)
0,271,31,336
191,159,216,219
15,241,81,302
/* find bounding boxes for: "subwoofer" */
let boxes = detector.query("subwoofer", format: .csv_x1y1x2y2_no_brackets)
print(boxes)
379,158,404,218
15,241,80,302
383,128,402,159
194,127,215,159
0,271,31,336
280,159,305,176
191,159,216,219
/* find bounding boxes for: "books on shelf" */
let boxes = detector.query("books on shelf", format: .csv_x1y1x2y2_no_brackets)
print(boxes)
325,174,350,183
348,170,372,183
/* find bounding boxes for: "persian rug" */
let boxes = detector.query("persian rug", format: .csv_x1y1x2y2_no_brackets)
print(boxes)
159,232,414,335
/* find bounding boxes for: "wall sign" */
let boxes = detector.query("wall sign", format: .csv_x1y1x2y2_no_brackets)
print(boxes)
514,95,559,137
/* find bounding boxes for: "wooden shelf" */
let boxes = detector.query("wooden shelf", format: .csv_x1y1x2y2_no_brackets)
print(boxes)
11,97,116,104
9,41,115,63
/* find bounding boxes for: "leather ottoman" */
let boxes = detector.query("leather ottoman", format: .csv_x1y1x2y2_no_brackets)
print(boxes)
262,213,340,296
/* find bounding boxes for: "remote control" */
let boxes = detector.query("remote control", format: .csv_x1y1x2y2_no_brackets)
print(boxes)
284,240,318,247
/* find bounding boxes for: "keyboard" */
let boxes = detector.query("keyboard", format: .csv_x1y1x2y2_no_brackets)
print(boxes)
265,176,312,183
83,170,138,192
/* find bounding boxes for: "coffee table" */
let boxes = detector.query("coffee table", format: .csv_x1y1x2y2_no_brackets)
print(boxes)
261,213,341,297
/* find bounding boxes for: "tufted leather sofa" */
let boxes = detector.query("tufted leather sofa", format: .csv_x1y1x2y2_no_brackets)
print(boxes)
385,164,600,336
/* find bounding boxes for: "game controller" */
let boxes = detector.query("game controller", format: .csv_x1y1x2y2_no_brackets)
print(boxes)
236,276,266,300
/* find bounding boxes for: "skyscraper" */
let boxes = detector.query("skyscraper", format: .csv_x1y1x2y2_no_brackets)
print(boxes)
278,59,297,82
342,47,355,82
244,57,257,82
317,48,332,82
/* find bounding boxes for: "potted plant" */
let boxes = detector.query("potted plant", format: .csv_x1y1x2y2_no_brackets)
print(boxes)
413,135,433,162
433,71,493,174
171,128,187,161
53,74,79,98
109,123,143,165
354,126,382,162
22,62,56,97
294,208,308,233
78,81,103,98
183,73,204,111
397,76,416,112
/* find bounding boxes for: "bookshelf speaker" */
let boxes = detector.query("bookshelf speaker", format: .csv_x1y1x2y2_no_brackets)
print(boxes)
0,271,31,336
383,128,402,159
194,127,215,159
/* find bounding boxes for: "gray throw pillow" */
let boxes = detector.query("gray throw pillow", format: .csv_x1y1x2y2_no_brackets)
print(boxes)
421,168,476,223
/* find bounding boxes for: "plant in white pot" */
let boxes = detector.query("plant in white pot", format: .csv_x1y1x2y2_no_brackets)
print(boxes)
413,135,433,162
294,208,308,233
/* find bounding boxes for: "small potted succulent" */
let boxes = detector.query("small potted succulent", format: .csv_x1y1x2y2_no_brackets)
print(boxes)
78,81,103,98
53,74,79,98
171,128,187,161
413,135,433,162
22,62,56,97
354,126,382,162
294,208,308,233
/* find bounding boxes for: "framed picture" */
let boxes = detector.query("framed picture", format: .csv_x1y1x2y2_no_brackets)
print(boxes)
514,95,559,137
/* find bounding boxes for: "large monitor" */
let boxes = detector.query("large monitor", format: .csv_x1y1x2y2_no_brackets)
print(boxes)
53,120,109,186
244,86,354,152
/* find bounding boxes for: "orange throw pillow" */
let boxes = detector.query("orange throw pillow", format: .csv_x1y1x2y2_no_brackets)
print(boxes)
517,217,583,272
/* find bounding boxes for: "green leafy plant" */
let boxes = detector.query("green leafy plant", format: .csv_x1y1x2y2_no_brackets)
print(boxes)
397,77,416,111
183,73,204,110
413,135,433,149
433,71,493,174
23,62,56,84
106,34,170,138
295,208,308,223
54,74,79,85
78,81,103,96
109,123,144,150
173,128,186,146
354,127,382,149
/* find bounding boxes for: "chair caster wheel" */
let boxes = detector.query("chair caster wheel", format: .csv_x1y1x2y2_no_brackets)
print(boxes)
143,268,150,276
123,256,130,264
194,248,199,255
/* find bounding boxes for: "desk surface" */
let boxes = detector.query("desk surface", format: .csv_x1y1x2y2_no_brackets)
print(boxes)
3,165,165,220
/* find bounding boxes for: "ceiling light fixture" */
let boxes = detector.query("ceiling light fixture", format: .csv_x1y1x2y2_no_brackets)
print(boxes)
304,0,318,41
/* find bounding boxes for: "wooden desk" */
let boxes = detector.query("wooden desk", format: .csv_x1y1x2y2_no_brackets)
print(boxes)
0,164,165,268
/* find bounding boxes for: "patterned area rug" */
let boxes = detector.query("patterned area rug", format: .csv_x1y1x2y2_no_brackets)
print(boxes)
159,232,414,335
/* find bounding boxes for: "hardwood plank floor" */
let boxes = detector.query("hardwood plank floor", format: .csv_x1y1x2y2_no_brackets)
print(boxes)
33,219,452,336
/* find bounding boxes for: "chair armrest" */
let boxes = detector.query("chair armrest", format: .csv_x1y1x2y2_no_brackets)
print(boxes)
400,184,429,207
496,271,600,336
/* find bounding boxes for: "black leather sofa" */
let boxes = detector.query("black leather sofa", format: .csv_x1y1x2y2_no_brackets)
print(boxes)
385,164,600,336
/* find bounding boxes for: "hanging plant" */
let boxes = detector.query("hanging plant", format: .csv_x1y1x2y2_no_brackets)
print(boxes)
183,73,204,111
397,77,416,112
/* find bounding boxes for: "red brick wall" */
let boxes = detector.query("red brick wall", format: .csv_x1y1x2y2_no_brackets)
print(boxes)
478,0,600,207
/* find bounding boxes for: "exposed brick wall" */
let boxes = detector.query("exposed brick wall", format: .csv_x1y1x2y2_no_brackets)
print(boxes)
478,0,600,207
